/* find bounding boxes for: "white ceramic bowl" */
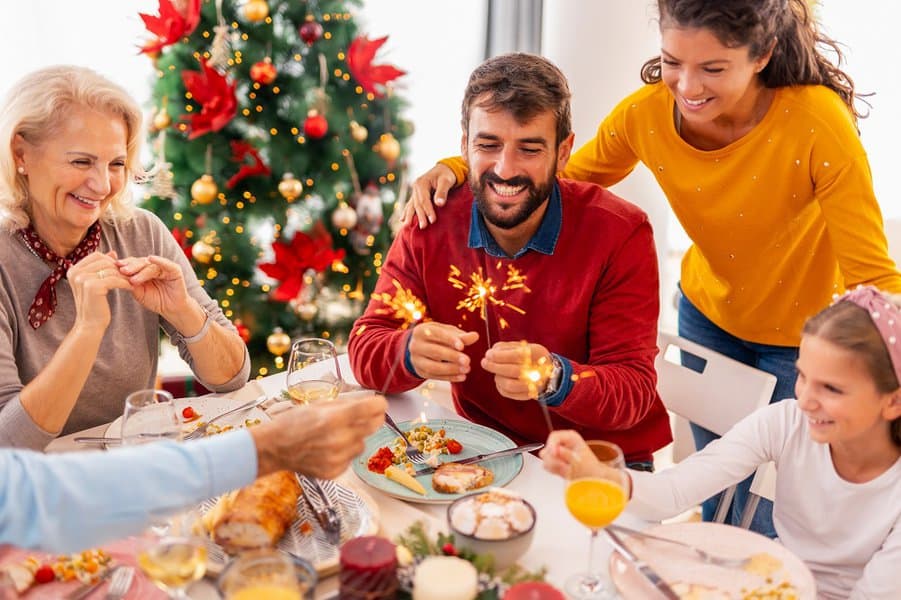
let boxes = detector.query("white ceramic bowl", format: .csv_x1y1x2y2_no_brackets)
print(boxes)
446,489,537,570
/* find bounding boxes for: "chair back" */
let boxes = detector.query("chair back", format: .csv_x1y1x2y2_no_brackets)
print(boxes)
655,332,776,435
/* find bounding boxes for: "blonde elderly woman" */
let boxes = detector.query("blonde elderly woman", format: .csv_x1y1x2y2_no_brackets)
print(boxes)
0,66,249,449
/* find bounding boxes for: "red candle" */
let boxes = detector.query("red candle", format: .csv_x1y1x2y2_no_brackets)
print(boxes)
339,535,398,599
503,581,566,600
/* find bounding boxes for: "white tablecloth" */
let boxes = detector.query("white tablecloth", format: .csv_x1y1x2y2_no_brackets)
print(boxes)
49,353,650,598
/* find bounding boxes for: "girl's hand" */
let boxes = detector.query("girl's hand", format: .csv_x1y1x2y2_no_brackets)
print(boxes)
540,430,605,480
402,163,457,228
67,251,132,332
118,255,190,320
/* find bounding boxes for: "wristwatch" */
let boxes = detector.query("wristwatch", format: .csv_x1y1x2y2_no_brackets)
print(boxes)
538,355,563,401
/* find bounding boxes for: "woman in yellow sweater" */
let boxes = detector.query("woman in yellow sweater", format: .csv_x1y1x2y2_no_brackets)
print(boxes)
404,0,901,535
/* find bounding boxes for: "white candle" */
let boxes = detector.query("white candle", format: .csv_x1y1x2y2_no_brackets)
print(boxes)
412,556,478,600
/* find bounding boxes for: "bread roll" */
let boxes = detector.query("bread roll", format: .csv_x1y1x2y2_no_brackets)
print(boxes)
209,470,301,553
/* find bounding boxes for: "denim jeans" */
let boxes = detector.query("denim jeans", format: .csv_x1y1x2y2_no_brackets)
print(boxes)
677,289,798,538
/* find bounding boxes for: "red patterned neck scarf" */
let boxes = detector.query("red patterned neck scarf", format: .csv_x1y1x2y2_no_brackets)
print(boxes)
19,222,102,329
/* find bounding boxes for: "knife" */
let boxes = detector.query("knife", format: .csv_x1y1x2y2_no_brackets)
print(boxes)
604,528,680,600
414,442,544,477
73,432,171,446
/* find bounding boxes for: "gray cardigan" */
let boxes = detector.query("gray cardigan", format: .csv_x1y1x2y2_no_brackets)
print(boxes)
0,209,250,449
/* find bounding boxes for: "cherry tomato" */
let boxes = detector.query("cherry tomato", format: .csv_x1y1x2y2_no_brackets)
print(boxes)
182,406,195,419
34,564,55,584
446,439,463,454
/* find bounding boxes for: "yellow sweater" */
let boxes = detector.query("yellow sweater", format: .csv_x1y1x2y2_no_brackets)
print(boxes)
444,83,900,345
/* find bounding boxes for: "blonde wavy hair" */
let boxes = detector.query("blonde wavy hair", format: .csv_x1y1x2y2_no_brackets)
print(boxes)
0,65,146,231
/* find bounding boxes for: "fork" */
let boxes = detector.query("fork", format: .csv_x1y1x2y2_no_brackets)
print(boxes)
104,566,134,600
382,412,428,464
608,524,751,569
183,395,266,441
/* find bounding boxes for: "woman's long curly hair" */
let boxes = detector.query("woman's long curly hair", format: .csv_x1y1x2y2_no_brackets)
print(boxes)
640,0,866,121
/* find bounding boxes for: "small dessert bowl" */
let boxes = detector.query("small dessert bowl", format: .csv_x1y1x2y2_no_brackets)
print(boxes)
447,488,537,569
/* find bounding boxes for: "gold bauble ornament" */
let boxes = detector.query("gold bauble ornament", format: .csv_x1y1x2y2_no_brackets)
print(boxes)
278,172,304,202
296,302,318,321
331,202,358,230
191,174,218,205
376,133,401,163
349,120,368,143
242,0,269,22
191,240,215,264
266,327,291,356
152,110,171,130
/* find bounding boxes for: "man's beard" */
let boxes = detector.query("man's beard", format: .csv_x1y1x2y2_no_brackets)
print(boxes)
469,167,555,230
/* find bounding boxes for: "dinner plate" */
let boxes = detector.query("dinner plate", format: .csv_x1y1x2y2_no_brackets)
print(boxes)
609,522,816,599
352,418,524,504
103,394,268,442
199,478,379,578
0,538,164,599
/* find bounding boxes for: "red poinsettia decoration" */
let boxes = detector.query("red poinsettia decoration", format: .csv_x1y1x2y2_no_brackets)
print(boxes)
181,58,238,139
170,227,193,261
226,141,271,189
139,0,202,55
346,35,406,98
258,223,346,302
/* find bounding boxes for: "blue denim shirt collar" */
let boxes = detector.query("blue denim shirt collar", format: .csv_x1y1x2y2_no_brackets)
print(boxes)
467,181,562,258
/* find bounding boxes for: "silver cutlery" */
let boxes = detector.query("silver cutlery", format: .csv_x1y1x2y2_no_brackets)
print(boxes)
64,565,120,600
299,475,341,545
104,565,134,600
608,524,751,569
605,528,680,600
73,432,169,446
382,412,428,464
182,395,266,441
414,442,544,476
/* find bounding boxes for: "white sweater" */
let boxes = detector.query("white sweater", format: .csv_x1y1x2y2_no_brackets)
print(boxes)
630,400,900,599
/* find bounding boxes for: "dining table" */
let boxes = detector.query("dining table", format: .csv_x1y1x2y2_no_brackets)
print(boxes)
45,353,652,599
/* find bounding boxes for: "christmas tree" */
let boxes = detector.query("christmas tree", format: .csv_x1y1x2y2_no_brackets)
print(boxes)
138,0,411,377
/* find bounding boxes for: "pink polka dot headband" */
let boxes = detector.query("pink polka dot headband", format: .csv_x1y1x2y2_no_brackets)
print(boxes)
835,285,901,387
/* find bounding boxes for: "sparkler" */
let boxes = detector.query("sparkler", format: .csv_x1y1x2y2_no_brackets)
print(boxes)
448,261,529,346
370,279,426,395
516,341,556,434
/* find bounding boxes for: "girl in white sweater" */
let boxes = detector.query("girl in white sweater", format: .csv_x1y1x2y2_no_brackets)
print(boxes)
542,286,901,599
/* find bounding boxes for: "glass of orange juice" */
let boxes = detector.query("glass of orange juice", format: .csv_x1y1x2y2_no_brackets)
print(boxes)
564,440,630,599
217,549,316,600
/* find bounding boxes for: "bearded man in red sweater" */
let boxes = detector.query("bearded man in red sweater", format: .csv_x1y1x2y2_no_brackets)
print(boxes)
348,53,671,467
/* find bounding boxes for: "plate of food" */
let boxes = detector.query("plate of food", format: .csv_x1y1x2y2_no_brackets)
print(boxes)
0,540,164,599
609,522,816,599
199,471,379,577
103,394,268,442
352,419,525,504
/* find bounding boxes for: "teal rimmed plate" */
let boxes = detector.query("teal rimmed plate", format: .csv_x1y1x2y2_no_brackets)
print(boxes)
352,418,524,504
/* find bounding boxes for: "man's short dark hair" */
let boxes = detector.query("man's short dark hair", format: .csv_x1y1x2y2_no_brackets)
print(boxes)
461,53,572,146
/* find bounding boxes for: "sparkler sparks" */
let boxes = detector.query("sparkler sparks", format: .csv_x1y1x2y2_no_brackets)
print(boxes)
448,262,530,346
371,279,427,395
372,279,426,328
515,341,556,433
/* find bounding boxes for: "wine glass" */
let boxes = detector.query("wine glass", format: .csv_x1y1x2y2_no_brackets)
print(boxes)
564,440,631,600
137,509,208,599
121,389,181,445
285,338,342,405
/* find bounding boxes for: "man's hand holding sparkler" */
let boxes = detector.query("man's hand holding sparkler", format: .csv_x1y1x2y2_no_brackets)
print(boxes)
408,322,479,382
482,341,556,401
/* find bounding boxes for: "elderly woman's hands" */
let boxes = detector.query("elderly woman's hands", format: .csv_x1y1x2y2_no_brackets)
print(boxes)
117,255,191,321
67,251,133,332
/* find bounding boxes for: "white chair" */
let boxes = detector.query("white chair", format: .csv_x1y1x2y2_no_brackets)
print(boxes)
655,331,777,524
